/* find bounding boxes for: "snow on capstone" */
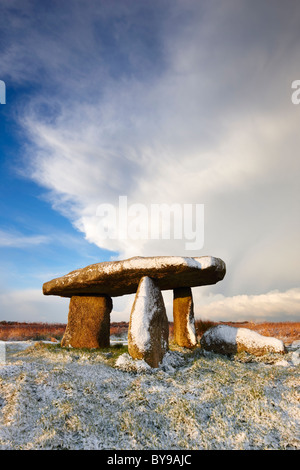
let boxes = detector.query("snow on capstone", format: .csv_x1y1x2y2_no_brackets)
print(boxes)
43,255,226,297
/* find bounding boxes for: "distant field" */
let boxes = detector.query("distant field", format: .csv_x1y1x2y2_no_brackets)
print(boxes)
0,321,66,341
0,321,128,342
0,320,299,344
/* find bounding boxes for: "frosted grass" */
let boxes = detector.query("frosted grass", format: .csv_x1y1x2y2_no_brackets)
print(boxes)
0,342,299,450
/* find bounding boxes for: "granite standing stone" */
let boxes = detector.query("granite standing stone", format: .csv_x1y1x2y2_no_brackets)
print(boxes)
173,287,197,348
128,276,169,368
61,295,112,349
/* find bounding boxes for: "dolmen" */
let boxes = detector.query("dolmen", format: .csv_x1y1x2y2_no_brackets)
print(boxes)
43,255,226,367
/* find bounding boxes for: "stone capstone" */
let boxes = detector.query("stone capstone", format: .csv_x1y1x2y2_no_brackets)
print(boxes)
173,287,197,348
43,254,227,365
61,295,112,349
43,255,226,298
200,325,286,356
128,276,169,368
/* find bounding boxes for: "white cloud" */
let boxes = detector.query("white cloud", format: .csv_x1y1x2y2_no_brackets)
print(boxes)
21,82,300,298
113,287,300,324
2,1,300,314
0,289,69,323
193,287,300,323
0,229,50,248
0,285,298,325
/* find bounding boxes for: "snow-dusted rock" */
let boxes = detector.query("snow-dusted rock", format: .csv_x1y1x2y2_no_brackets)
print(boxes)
274,359,290,367
160,350,185,372
291,350,300,366
289,340,300,351
43,255,226,298
115,353,152,372
200,325,286,356
128,276,169,368
173,287,197,348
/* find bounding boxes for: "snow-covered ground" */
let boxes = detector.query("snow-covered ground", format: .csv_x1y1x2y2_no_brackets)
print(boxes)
0,339,299,450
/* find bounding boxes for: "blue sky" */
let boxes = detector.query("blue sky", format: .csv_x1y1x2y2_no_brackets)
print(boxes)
0,0,300,323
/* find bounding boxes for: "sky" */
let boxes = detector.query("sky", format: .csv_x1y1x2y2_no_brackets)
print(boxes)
0,0,299,324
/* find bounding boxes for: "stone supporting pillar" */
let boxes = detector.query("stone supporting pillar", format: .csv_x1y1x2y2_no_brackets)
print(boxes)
61,295,112,349
128,276,169,368
173,287,197,348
